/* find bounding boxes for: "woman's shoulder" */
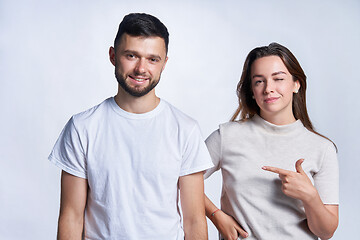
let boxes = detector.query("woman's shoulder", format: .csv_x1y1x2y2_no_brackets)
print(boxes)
218,119,255,138
219,119,254,130
302,128,337,151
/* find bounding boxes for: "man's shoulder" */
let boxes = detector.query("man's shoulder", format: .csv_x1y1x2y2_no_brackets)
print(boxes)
162,100,198,127
71,97,113,126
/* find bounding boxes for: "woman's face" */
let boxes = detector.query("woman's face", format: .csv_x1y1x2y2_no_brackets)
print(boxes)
250,56,299,124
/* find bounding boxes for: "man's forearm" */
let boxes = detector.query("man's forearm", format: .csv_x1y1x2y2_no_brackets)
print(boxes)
183,217,208,240
57,171,88,240
57,214,84,240
179,172,208,240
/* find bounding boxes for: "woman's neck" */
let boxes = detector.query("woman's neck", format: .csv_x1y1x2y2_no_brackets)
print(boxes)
259,111,296,125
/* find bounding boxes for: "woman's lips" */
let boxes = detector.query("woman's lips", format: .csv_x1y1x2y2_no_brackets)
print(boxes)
264,97,280,103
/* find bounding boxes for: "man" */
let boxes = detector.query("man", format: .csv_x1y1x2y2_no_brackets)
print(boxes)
49,13,213,239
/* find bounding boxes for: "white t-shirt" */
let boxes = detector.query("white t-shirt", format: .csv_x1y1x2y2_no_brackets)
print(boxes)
49,97,213,240
205,115,339,240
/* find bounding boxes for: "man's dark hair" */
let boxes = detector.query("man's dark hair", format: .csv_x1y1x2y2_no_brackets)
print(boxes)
114,13,169,53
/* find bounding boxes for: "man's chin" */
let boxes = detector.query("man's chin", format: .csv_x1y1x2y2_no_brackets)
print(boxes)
123,86,153,97
128,90,149,97
116,76,159,97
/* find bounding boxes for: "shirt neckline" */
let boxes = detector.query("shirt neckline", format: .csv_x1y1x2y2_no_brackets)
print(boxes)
252,114,305,136
109,96,165,119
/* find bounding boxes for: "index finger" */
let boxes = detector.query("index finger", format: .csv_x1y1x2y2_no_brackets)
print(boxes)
262,166,292,175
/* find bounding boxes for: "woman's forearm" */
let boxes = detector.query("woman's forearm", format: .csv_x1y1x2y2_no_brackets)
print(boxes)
303,192,338,239
205,194,219,219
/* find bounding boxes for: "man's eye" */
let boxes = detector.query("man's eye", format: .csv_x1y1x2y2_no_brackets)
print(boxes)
127,54,135,59
150,58,159,63
274,78,284,81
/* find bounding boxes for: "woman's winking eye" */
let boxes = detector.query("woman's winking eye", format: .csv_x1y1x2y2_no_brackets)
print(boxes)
254,79,264,86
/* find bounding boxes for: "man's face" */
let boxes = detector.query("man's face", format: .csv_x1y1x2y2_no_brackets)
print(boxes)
110,33,168,97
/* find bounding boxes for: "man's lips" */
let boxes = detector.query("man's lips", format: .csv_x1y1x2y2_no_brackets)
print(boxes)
129,75,149,83
264,97,280,103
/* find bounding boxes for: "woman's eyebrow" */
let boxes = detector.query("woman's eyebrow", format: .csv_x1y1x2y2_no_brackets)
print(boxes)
252,71,287,79
252,74,263,79
272,71,287,76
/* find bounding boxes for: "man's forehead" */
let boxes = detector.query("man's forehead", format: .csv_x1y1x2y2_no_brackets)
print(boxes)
117,34,167,55
119,34,165,46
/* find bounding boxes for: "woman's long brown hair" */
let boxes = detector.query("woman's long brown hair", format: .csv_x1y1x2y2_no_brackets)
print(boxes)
231,43,336,150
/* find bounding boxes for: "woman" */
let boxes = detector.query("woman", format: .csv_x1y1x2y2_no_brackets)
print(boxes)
205,43,339,240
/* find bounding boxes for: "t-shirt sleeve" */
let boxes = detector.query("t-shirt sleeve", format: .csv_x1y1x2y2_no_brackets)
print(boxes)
179,123,214,176
204,129,221,179
48,117,87,179
313,143,339,204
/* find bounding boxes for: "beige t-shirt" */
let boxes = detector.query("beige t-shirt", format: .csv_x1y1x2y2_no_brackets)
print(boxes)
205,115,338,240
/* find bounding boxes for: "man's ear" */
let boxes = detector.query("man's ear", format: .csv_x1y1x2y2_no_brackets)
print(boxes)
162,56,169,71
109,46,116,66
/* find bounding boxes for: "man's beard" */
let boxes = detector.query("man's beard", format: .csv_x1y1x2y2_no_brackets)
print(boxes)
115,71,160,97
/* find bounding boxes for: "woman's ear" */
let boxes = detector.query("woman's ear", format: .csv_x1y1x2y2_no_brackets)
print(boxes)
294,80,300,93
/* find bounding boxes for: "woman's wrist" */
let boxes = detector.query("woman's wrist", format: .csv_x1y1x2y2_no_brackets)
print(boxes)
210,209,224,226
301,186,320,206
210,209,221,217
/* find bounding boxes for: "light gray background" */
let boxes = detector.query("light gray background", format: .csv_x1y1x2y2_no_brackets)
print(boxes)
1,0,359,239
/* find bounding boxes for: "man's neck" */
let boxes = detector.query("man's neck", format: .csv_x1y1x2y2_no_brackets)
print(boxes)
114,87,160,114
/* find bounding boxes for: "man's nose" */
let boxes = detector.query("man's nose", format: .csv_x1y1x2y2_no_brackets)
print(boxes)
135,58,146,74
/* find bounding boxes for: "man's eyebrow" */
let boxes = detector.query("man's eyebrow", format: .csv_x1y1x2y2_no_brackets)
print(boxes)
148,54,162,60
122,50,162,60
122,49,138,55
